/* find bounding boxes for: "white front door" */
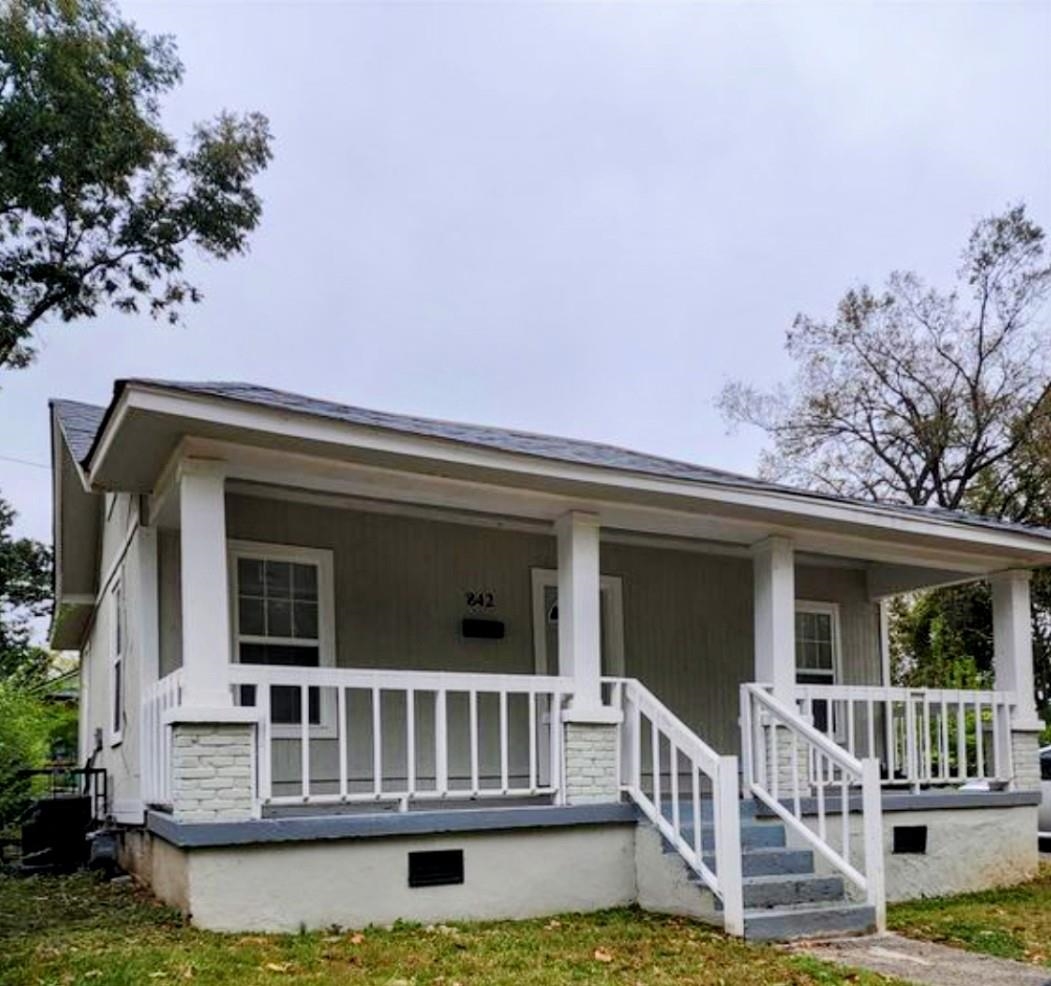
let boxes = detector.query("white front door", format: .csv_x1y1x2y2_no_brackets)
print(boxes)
531,569,624,788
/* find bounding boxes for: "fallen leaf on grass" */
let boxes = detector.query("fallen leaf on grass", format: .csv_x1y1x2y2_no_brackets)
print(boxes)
593,948,613,963
349,933,365,945
264,962,293,973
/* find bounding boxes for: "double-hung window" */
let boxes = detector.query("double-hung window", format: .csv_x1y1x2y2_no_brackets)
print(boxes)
229,541,335,733
795,601,840,733
110,577,126,746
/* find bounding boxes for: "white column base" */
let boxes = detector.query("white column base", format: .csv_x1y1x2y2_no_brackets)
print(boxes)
563,722,621,805
171,722,255,822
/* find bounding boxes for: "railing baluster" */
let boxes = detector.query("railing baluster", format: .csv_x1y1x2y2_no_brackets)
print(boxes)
337,686,348,801
692,763,702,862
976,698,987,778
866,698,875,762
670,743,680,837
939,698,949,781
258,680,271,804
528,690,537,793
406,688,415,798
923,695,932,783
905,693,918,791
957,696,967,780
847,695,856,758
885,697,896,782
651,716,661,811
371,687,382,799
816,752,827,842
499,690,508,794
791,729,801,819
300,683,310,801
436,688,448,796
469,689,479,796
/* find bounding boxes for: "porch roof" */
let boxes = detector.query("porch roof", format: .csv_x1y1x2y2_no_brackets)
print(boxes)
56,378,1051,547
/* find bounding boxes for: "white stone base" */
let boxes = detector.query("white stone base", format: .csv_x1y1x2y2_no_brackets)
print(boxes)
171,722,255,822
563,722,620,805
1010,729,1042,792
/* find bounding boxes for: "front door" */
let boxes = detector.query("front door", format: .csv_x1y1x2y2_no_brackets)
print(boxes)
531,569,624,788
530,568,625,678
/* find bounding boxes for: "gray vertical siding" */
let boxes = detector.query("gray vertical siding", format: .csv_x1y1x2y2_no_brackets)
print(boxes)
155,494,883,784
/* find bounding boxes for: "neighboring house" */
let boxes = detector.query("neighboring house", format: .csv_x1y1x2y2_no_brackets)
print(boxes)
50,380,1047,940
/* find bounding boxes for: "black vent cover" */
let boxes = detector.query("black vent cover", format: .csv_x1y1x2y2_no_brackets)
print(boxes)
408,849,464,888
893,825,928,854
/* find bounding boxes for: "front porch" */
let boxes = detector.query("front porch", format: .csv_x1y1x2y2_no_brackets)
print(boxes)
134,458,1044,938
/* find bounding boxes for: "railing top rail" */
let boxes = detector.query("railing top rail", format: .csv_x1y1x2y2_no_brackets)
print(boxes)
145,668,183,694
606,676,722,773
227,663,575,694
745,682,865,777
792,682,1014,704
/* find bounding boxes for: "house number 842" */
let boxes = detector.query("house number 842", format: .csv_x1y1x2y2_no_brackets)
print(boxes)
465,591,495,609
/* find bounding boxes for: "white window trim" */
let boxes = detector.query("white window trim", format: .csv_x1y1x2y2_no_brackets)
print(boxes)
794,599,842,685
530,568,625,678
109,577,125,747
227,540,336,739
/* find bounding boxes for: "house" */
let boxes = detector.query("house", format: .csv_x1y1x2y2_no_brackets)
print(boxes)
50,379,1047,940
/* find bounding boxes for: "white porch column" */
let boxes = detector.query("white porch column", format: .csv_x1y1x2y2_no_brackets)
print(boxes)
555,511,603,714
991,570,1040,728
555,511,621,805
752,536,796,704
178,459,233,710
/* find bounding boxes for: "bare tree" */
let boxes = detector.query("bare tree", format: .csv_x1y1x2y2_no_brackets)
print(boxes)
720,205,1051,522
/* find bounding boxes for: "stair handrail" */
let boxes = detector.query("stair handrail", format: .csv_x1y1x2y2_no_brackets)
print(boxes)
741,682,886,931
605,677,744,936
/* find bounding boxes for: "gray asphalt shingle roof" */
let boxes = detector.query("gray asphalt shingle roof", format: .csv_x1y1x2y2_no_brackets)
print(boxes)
51,399,107,463
50,378,1051,543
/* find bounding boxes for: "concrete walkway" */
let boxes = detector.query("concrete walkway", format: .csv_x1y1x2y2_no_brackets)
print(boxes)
789,933,1051,986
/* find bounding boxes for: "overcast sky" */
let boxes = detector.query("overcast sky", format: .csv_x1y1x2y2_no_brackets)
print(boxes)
2,0,1050,546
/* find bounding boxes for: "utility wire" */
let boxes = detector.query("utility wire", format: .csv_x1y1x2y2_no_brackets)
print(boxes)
0,453,49,470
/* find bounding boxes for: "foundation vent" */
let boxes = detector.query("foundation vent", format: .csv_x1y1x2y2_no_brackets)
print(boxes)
892,825,928,854
408,849,464,888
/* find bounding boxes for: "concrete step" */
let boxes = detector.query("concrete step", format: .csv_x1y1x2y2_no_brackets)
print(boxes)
713,873,846,910
699,846,815,878
658,798,758,821
662,821,785,854
743,902,877,942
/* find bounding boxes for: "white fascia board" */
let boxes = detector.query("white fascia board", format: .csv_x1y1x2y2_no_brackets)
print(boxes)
94,383,1051,564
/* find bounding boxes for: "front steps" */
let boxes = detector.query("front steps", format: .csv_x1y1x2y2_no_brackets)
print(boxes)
658,799,876,941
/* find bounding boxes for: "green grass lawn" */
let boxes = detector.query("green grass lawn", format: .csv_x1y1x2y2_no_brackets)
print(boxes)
888,863,1051,966
0,872,908,986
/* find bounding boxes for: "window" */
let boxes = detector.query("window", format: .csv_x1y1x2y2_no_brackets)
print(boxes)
110,577,126,746
795,602,840,733
229,542,334,732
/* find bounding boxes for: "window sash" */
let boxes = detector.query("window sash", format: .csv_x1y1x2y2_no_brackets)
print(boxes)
229,543,335,735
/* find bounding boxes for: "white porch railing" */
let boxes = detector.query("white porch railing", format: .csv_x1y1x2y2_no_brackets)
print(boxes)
606,677,745,937
793,684,1015,789
141,669,184,807
228,665,573,808
742,683,885,931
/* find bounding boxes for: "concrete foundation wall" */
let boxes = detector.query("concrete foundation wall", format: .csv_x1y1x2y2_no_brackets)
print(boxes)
121,829,191,913
794,804,1040,903
126,799,1039,932
634,822,719,923
185,823,636,932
